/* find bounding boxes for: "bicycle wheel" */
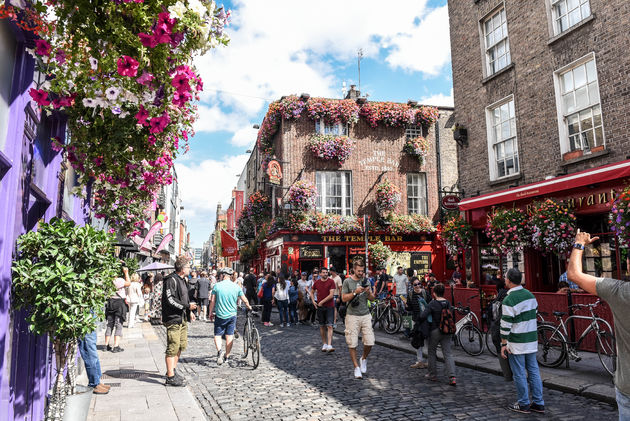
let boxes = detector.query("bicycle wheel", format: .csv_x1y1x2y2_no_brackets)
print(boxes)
383,308,401,334
536,325,566,368
486,330,497,357
242,321,250,358
251,328,261,369
596,330,616,377
458,324,483,356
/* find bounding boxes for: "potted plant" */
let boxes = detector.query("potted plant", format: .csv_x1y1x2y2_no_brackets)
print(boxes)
12,218,120,421
375,179,402,217
442,215,473,256
485,207,530,255
368,240,392,269
528,199,576,256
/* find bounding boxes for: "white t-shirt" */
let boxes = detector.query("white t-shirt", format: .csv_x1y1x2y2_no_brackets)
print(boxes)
298,279,312,295
393,273,409,295
274,282,290,301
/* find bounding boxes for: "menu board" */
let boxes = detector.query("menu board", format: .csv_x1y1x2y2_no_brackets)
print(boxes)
300,246,323,259
410,252,431,276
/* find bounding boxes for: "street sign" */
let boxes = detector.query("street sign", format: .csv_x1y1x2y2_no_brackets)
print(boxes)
441,194,460,210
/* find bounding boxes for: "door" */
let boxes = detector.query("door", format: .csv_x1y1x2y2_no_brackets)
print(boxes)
300,260,322,276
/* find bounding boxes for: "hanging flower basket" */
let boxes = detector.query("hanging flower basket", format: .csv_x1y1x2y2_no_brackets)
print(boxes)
609,186,630,246
529,199,576,255
386,214,436,235
375,179,401,216
485,208,530,255
368,241,392,268
287,180,318,212
442,215,473,256
308,134,355,163
403,136,429,164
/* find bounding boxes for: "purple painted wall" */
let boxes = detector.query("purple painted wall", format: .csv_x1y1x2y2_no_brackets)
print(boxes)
0,20,89,421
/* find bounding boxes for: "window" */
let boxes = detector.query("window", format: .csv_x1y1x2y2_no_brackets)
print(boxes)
407,173,428,216
486,98,519,179
315,119,348,136
315,171,352,216
551,0,591,35
483,8,511,76
0,22,16,151
556,56,604,152
405,125,424,141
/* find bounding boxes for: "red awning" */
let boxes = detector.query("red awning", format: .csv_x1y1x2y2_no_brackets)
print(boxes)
459,159,630,211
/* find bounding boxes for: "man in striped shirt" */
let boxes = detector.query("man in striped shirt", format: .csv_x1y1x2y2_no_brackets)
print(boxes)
500,268,545,414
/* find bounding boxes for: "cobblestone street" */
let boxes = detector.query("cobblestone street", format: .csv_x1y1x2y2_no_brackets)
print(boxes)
157,315,618,421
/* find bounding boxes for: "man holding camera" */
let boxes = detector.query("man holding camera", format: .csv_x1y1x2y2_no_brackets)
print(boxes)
341,260,375,379
310,267,337,352
567,230,630,421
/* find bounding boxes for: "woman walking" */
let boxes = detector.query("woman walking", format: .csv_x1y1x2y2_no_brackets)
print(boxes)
409,277,430,369
261,274,276,326
126,273,143,328
104,267,130,352
274,275,290,327
288,278,299,325
148,273,164,324
419,283,456,385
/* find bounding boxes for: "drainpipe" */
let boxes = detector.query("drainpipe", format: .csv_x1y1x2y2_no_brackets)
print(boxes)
435,114,443,222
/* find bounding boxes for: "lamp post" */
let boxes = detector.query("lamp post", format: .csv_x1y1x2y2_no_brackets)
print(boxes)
364,215,369,270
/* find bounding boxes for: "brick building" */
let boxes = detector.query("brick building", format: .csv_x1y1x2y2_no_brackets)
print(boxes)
448,0,630,289
242,89,457,277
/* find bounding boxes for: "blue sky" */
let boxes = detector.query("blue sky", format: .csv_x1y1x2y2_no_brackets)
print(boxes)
177,0,453,248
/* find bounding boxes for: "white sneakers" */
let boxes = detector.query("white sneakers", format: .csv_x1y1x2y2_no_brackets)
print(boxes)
359,357,367,374
321,344,335,352
354,366,362,379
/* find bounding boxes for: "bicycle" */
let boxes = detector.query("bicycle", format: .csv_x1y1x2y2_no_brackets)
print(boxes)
242,305,263,369
486,310,549,357
452,296,484,356
369,292,402,334
537,299,616,376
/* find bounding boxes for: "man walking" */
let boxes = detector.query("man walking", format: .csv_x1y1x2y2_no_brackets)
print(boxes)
209,267,252,365
567,230,630,421
500,268,544,414
341,260,375,379
162,256,197,387
196,272,211,321
393,266,409,297
244,267,258,306
310,267,336,352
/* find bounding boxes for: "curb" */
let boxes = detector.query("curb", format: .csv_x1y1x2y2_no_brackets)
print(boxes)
333,328,617,406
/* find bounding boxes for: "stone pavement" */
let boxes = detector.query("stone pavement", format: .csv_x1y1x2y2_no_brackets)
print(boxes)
162,312,618,421
85,321,206,421
341,322,617,404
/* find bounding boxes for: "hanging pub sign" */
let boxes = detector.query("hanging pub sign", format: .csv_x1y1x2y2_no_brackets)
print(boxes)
410,252,432,276
267,159,282,185
441,195,460,210
300,245,323,259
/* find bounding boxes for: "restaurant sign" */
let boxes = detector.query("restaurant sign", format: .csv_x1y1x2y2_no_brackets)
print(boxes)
300,245,323,259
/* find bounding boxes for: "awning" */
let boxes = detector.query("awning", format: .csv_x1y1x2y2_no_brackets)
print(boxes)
459,159,630,211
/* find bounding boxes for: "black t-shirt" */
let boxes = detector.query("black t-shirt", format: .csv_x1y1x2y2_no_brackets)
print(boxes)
244,274,257,293
376,274,388,292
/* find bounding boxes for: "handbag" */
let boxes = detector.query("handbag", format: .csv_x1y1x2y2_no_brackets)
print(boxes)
257,286,264,299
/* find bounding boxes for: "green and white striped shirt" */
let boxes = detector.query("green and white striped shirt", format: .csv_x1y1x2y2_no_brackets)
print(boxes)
500,285,538,355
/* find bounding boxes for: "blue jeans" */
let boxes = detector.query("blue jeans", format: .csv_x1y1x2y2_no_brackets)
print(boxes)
617,388,630,421
508,352,544,407
288,301,298,323
277,300,289,324
77,330,101,388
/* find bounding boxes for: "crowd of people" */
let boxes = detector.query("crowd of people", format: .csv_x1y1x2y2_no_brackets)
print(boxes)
76,230,630,419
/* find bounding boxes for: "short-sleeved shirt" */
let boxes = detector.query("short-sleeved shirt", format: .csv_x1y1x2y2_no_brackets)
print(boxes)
113,277,126,299
197,277,210,299
393,273,409,295
211,280,244,319
596,277,630,395
312,278,336,307
342,277,370,316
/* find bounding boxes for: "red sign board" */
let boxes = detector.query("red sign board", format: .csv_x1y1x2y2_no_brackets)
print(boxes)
267,159,282,185
441,195,460,210
220,229,238,257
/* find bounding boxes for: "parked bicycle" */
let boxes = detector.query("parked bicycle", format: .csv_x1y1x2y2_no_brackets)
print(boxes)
242,305,263,369
452,295,484,356
369,293,402,334
537,299,616,376
487,310,549,357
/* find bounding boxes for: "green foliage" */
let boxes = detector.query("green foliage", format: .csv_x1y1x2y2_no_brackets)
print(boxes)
124,257,140,274
12,218,120,342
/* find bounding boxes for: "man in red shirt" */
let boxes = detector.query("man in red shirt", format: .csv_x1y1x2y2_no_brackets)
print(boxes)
310,267,337,352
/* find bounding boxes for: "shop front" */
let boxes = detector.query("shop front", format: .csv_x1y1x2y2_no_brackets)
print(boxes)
459,159,630,291
258,231,447,278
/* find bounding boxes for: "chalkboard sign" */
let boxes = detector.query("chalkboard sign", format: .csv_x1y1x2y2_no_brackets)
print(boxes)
300,246,323,259
410,252,431,275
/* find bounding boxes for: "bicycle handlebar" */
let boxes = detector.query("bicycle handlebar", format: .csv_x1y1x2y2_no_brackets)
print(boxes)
569,299,601,309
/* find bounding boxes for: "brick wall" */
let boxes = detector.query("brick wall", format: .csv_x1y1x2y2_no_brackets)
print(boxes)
270,109,455,221
448,0,630,197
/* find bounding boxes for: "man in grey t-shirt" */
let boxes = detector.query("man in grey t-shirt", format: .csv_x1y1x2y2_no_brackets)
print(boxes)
567,231,630,421
393,266,409,297
341,260,375,379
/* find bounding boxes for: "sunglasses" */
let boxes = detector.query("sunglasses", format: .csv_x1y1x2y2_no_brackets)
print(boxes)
413,283,421,286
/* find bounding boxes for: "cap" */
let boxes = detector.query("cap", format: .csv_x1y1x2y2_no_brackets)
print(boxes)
218,267,234,276
301,271,307,276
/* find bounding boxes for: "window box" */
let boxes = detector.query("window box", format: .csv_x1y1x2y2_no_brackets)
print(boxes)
563,149,583,161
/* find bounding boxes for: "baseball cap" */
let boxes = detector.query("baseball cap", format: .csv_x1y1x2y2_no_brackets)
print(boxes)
301,271,307,276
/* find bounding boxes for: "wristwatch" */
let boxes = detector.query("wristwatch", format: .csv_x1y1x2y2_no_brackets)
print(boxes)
573,243,585,250
353,292,357,297
501,343,507,347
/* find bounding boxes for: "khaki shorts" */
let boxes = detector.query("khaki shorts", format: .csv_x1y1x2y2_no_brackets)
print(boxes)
165,322,188,356
344,314,375,348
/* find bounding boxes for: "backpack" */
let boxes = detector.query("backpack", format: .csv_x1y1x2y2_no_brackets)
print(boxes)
439,301,456,335
491,299,502,323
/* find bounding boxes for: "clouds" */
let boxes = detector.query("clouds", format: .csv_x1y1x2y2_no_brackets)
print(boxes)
420,89,454,107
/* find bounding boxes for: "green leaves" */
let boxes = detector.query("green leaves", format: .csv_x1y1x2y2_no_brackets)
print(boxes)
12,218,120,342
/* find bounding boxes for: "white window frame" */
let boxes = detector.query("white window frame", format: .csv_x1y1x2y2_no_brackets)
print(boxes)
481,6,511,77
485,95,519,181
315,171,352,216
405,125,424,141
553,52,605,155
407,173,428,216
315,119,348,136
550,0,591,36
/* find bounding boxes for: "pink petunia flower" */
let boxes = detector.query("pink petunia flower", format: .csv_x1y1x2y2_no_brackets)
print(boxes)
29,88,50,106
138,33,157,48
136,71,155,86
135,105,150,126
35,39,52,56
117,55,139,77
